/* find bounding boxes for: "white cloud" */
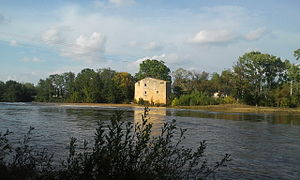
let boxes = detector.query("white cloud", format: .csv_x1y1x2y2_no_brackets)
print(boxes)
9,40,18,46
20,57,42,63
143,41,163,51
129,41,163,51
128,40,138,47
189,30,239,44
2,3,285,83
93,0,135,8
108,0,135,7
42,27,63,44
245,28,267,41
61,32,106,63
127,53,184,72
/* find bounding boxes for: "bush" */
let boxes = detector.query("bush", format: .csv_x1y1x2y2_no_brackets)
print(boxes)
172,91,221,106
222,96,237,104
171,97,179,106
0,107,230,179
0,127,54,179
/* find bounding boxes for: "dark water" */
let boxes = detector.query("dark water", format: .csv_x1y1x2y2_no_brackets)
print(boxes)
0,102,300,179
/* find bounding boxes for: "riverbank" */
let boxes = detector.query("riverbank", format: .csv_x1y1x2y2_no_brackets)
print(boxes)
173,104,300,114
35,102,300,114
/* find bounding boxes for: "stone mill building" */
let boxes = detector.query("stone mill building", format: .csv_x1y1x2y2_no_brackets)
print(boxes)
134,77,170,105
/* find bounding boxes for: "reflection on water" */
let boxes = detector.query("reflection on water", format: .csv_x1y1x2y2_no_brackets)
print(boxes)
134,107,166,123
170,109,300,125
0,102,300,179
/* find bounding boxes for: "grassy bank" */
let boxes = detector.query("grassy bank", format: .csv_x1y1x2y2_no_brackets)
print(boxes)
173,104,300,114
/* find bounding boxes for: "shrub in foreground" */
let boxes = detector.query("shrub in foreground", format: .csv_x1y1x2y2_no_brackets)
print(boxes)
0,107,230,179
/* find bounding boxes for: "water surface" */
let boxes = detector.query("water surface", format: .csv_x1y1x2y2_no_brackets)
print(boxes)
0,102,299,179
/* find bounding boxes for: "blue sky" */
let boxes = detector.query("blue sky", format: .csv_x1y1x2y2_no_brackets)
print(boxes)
0,0,299,83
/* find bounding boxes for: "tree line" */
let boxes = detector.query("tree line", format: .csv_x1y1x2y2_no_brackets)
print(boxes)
36,69,134,103
1,49,300,107
172,50,300,107
0,80,36,102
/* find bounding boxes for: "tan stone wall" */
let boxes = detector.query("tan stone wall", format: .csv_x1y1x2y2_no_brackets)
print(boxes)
134,78,168,104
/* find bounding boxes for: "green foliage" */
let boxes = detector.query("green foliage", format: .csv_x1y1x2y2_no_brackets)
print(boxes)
232,51,287,106
0,81,5,101
4,49,300,108
0,108,230,179
0,80,36,102
294,49,300,60
113,72,134,103
135,59,171,82
36,68,135,104
171,91,222,106
0,128,54,179
222,96,237,104
172,68,212,96
171,97,179,106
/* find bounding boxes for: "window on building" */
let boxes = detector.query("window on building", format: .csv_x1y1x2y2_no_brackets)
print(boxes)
156,91,159,93
145,91,147,94
160,82,164,84
138,82,140,86
144,84,147,86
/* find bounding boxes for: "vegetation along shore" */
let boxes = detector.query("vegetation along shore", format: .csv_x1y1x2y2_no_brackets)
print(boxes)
1,49,300,110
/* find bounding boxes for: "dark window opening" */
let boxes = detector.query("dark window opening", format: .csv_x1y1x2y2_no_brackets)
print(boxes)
144,84,147,86
156,91,159,93
145,91,147,94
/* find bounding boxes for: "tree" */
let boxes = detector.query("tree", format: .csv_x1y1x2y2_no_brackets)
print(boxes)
232,51,286,105
62,72,75,100
135,59,171,82
1,81,35,102
36,78,55,102
98,68,117,103
294,49,300,60
219,70,235,96
172,68,211,95
49,74,64,99
172,68,191,96
72,68,101,103
113,72,134,103
0,81,4,101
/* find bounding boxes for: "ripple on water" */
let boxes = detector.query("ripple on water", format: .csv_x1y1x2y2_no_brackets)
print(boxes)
0,103,300,179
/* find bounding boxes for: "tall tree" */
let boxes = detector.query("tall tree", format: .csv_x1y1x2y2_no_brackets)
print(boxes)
135,59,171,82
73,68,101,103
233,51,286,105
219,70,235,96
113,72,134,103
98,68,117,103
172,68,192,96
36,78,55,102
62,72,75,100
172,68,211,95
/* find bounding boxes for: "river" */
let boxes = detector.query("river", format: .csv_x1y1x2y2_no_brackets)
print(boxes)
0,102,299,179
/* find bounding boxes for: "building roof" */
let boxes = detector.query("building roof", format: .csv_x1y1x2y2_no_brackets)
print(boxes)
136,77,167,83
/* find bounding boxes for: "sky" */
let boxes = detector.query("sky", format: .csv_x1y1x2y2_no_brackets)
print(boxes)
0,0,299,84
